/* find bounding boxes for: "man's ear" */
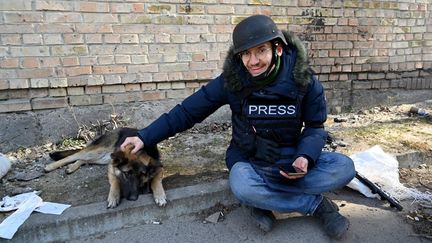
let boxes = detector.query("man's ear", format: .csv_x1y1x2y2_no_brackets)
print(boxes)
276,45,283,56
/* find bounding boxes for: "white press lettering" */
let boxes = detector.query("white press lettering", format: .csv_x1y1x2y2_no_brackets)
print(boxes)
268,105,277,115
258,105,267,115
277,106,286,115
287,105,296,115
247,104,297,116
249,105,258,114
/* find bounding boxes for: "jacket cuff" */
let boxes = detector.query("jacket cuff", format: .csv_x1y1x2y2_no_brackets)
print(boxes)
137,129,151,147
296,154,315,169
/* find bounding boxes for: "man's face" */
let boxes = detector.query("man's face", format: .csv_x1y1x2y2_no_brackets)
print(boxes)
239,41,274,77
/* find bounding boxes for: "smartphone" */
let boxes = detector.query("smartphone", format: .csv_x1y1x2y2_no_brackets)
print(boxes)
279,166,306,176
283,171,306,176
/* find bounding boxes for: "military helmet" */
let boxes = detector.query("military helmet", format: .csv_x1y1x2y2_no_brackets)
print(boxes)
232,15,287,55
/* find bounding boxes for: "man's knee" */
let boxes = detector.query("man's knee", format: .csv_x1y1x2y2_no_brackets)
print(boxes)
333,153,356,184
229,163,247,197
340,154,356,179
319,152,356,186
229,162,258,203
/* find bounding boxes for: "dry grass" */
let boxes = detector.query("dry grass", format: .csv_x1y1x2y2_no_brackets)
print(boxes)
66,104,129,144
328,116,432,156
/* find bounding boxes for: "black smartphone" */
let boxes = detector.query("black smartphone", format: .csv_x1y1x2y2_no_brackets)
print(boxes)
279,165,306,176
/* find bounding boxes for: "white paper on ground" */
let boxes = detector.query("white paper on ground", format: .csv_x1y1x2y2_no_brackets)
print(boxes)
35,202,71,215
0,193,42,239
0,191,41,212
0,191,71,239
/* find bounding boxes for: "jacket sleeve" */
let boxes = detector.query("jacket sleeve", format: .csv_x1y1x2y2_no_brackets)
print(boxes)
294,75,328,164
137,76,228,147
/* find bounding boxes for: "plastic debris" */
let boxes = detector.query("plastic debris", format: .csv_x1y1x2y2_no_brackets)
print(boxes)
0,191,71,239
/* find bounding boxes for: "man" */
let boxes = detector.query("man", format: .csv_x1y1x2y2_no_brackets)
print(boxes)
121,15,356,240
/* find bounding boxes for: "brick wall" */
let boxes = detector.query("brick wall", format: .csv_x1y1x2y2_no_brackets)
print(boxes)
0,0,431,114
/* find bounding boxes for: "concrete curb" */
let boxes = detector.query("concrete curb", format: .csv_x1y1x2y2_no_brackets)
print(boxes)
396,151,432,168
4,179,236,243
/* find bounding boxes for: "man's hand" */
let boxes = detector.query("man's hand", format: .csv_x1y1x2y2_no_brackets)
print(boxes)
120,136,144,154
280,156,308,180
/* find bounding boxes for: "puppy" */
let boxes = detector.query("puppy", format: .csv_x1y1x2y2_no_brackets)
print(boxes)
107,144,166,208
44,127,167,208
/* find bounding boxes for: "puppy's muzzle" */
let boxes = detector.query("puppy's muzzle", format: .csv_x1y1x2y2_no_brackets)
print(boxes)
120,173,141,201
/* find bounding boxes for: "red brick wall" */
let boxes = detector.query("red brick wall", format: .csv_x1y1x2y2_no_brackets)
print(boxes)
0,0,431,113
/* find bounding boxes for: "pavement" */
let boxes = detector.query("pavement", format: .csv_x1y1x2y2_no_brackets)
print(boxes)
1,179,428,243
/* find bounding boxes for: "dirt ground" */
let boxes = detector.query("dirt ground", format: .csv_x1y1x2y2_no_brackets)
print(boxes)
1,101,432,239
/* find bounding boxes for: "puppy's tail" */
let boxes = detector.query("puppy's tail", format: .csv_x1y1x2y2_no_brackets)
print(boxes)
49,149,81,161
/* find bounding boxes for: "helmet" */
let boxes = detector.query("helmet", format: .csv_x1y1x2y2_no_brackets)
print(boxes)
232,15,287,55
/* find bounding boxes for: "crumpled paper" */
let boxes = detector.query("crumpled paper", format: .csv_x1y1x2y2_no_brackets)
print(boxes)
0,191,71,239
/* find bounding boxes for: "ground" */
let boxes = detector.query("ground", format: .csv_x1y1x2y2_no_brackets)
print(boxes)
1,101,431,239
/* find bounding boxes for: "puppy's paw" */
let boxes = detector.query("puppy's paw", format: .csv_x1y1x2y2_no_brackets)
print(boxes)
66,164,79,174
107,192,120,208
44,163,57,172
153,193,167,207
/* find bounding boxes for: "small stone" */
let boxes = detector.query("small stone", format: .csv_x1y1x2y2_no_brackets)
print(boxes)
205,212,221,223
330,143,338,149
418,164,427,169
334,117,348,123
14,171,44,181
337,141,348,147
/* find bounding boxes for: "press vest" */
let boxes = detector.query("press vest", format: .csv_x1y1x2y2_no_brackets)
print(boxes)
231,80,307,154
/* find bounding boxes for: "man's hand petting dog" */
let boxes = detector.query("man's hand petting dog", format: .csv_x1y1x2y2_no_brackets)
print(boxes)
120,136,144,154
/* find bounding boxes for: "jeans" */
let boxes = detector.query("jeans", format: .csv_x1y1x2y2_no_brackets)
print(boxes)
229,151,355,215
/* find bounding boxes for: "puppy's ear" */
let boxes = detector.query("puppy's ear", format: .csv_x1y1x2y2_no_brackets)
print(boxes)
110,149,124,166
111,149,121,159
111,144,134,159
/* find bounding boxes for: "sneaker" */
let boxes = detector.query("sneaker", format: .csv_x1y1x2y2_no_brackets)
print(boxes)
250,207,276,233
313,197,349,239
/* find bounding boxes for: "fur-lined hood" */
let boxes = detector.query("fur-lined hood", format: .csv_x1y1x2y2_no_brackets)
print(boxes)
223,30,311,92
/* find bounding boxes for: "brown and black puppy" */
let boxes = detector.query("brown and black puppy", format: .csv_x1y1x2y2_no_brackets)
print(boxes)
107,143,166,208
44,127,166,208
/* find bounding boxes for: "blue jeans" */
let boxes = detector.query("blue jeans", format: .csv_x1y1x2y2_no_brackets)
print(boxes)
229,151,355,215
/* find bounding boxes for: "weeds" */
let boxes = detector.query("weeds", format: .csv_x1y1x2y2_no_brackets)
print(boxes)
77,113,129,143
67,104,129,144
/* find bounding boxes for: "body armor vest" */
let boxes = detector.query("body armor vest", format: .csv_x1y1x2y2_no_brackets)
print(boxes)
231,84,306,155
